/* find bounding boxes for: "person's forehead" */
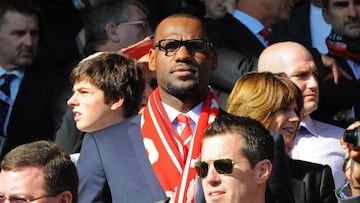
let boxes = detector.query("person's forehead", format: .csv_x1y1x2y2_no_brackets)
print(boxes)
1,11,39,30
0,167,45,193
155,17,206,41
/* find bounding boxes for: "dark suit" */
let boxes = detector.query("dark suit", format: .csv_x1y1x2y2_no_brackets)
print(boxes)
77,115,168,202
312,56,360,127
0,67,67,160
289,159,337,203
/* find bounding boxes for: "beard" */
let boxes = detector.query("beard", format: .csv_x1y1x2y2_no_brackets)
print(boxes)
167,79,200,98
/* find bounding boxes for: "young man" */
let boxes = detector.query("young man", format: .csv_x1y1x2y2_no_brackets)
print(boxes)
0,140,78,203
67,52,144,133
198,113,273,203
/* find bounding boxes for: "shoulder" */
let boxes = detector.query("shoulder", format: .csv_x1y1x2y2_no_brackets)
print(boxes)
290,159,333,177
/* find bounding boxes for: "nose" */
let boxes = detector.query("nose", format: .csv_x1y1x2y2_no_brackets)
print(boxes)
22,32,34,46
174,45,191,61
67,93,77,107
206,164,221,186
307,75,318,89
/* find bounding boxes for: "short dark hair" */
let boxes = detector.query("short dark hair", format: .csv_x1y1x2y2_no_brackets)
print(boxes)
1,141,78,203
153,13,211,42
0,0,40,27
204,112,274,168
69,52,145,117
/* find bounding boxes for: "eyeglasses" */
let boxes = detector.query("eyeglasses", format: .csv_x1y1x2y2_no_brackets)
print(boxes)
154,39,213,55
116,20,149,31
195,158,248,178
0,193,55,203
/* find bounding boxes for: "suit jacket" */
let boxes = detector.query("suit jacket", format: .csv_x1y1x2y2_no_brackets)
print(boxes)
289,159,337,203
207,13,266,57
203,14,264,108
77,114,169,203
0,67,67,160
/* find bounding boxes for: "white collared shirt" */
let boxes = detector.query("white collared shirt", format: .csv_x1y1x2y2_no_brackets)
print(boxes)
291,115,346,188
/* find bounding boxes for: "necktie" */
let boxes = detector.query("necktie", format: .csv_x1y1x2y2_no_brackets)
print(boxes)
0,74,15,136
260,28,272,45
176,114,193,148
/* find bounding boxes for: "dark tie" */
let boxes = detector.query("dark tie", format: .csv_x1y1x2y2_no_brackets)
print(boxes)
260,28,272,45
0,74,16,136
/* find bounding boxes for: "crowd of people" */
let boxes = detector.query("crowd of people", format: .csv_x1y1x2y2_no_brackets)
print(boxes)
0,0,359,202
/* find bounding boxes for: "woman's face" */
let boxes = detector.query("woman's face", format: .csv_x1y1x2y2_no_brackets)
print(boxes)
269,101,300,154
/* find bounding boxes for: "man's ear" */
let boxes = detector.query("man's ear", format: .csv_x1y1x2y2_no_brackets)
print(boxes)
111,97,125,110
148,48,156,71
56,191,72,203
105,23,120,42
255,159,272,184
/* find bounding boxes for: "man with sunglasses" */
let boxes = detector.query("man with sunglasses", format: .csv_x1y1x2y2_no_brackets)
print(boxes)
77,13,220,202
197,113,274,203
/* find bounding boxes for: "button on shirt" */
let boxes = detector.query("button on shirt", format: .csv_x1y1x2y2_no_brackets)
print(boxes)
291,115,346,188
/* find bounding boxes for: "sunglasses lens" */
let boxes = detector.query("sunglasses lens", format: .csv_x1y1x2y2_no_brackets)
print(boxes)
161,40,180,52
187,40,206,52
195,161,208,178
214,159,233,174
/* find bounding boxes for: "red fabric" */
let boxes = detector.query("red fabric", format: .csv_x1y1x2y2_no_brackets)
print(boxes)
141,87,219,202
176,114,193,157
260,28,272,45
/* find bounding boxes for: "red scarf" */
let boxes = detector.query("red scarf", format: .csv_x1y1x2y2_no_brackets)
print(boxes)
141,87,219,202
326,31,360,62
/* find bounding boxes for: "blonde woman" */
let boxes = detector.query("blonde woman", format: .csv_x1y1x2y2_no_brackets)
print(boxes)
227,71,303,154
226,71,337,203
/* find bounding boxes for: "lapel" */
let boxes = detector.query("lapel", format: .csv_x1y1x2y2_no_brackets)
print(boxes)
128,115,167,201
291,178,306,203
219,13,266,56
10,70,44,118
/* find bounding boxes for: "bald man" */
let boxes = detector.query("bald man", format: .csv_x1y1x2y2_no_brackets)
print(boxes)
258,41,346,188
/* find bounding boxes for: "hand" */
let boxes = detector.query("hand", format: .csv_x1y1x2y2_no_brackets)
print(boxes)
320,54,352,84
341,121,360,195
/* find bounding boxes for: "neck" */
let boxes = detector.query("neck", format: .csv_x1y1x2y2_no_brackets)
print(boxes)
159,87,208,113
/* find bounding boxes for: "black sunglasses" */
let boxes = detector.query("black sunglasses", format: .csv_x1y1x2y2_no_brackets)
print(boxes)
195,158,237,178
154,39,213,55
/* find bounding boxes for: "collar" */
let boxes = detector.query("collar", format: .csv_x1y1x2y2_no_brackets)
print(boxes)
298,115,319,137
0,66,24,80
162,101,202,124
232,9,267,35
